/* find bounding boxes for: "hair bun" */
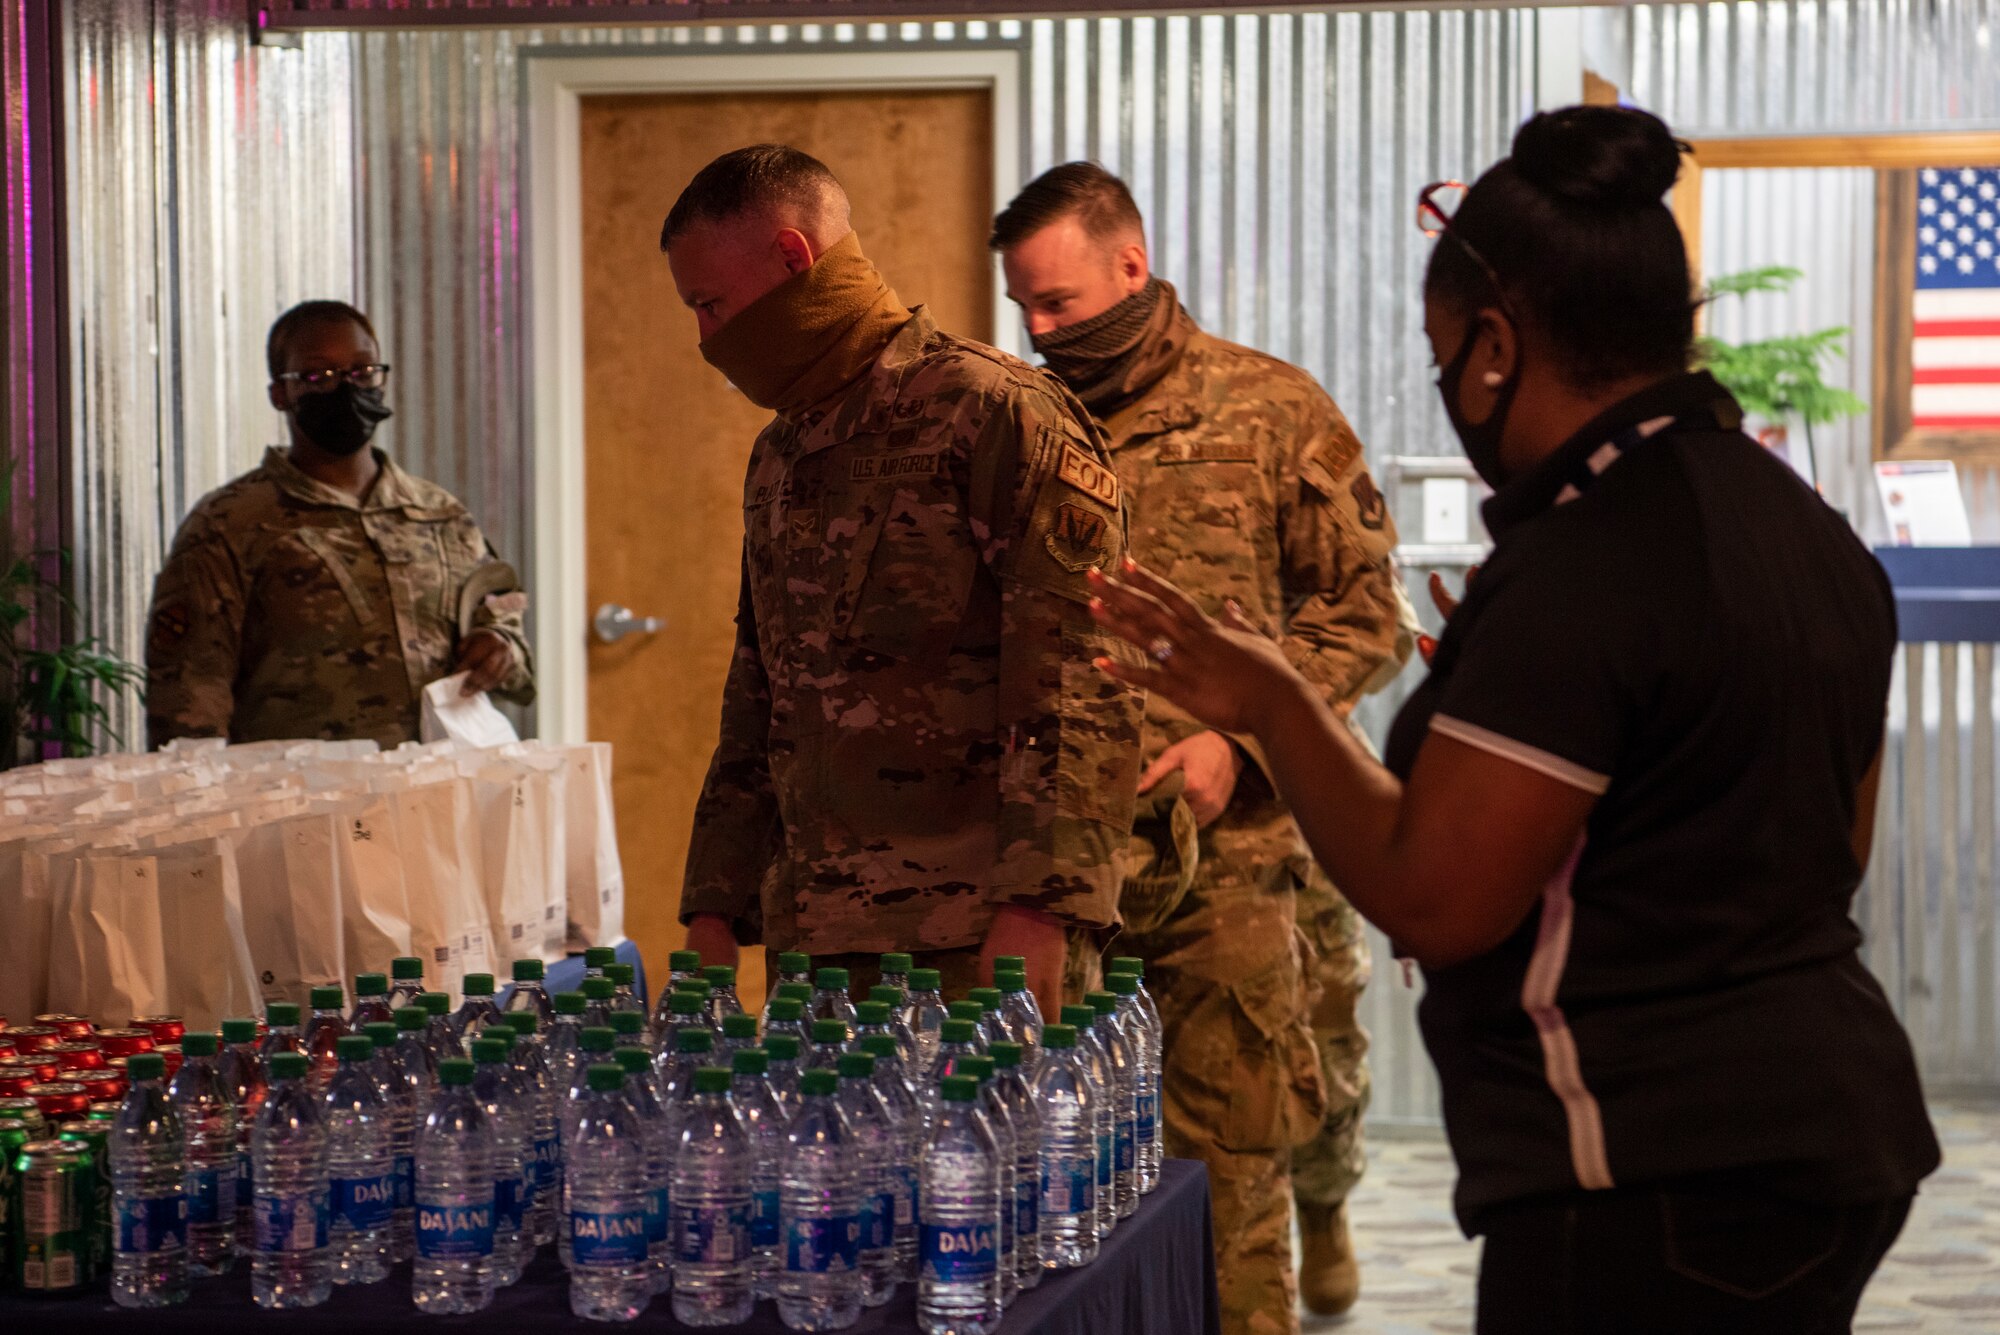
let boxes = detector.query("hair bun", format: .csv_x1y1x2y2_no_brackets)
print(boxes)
1510,106,1683,209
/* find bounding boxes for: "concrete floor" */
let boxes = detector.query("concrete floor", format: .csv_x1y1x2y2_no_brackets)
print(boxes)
1303,1100,2000,1334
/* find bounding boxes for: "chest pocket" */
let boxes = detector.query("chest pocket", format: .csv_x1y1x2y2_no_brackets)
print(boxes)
837,471,977,664
285,526,382,627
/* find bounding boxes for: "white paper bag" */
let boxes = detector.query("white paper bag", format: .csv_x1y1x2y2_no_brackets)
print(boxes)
501,747,571,965
316,792,415,980
557,742,626,949
463,759,553,973
420,673,520,748
0,830,61,1023
230,811,348,1005
151,837,261,1031
45,847,170,1024
380,775,493,997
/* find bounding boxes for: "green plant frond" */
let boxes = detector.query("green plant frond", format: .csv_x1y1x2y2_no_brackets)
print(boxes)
1702,265,1804,300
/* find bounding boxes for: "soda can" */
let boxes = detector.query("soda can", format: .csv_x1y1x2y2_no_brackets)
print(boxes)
131,1016,185,1046
155,1044,183,1079
85,1101,121,1121
0,1052,62,1084
56,1121,111,1285
0,1034,16,1058
72,1070,128,1104
0,1100,46,1138
32,1016,96,1042
45,1042,105,1074
0,1119,30,1280
6,1025,61,1053
24,1082,89,1121
12,1138,91,1295
93,1028,155,1059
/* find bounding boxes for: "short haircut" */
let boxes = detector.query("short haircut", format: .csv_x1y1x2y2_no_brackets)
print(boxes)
265,300,376,381
659,144,848,250
989,161,1144,252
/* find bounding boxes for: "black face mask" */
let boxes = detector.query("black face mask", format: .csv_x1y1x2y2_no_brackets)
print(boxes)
292,382,393,457
1436,319,1519,490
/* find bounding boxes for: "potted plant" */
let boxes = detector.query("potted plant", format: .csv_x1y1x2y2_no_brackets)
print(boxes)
1696,265,1868,486
2,461,145,767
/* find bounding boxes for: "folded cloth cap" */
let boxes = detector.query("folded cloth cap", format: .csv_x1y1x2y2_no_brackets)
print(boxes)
1119,769,1201,936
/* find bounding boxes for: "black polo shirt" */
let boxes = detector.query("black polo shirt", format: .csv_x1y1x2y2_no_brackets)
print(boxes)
1385,371,1939,1234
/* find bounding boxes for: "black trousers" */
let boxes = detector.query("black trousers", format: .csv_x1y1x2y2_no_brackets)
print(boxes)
1475,1180,1914,1335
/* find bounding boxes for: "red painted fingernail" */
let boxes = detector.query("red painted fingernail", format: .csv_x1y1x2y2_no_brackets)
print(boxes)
1418,634,1437,664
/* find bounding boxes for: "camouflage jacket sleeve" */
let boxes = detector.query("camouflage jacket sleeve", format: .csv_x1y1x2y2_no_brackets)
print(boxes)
678,550,778,943
460,536,537,705
144,510,246,750
966,378,1144,929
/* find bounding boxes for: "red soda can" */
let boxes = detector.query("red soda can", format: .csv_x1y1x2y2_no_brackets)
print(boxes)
93,1028,154,1059
0,1071,39,1098
73,1070,128,1103
155,1045,183,1078
25,1081,89,1119
32,1014,96,1041
45,1042,104,1074
0,1034,16,1058
0,1052,62,1084
131,1016,184,1045
6,1025,61,1052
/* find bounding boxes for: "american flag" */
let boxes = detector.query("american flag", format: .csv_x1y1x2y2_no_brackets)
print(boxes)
1914,166,2000,431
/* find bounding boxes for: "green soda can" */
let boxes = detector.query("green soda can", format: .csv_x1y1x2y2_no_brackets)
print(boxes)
0,1119,32,1284
55,1121,110,1285
0,1098,46,1139
13,1139,90,1294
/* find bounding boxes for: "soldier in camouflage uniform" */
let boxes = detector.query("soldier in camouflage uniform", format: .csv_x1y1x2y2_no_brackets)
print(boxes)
664,146,1143,1014
994,164,1414,1333
146,301,534,751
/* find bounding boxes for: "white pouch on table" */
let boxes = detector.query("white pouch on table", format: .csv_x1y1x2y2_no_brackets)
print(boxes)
0,826,61,1022
376,773,493,997
555,741,625,949
314,791,415,979
45,845,170,1024
229,810,347,1004
150,836,261,1032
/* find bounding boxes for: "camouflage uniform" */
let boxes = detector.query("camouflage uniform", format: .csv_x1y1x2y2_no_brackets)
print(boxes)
1107,325,1409,1335
145,446,534,751
680,307,1143,961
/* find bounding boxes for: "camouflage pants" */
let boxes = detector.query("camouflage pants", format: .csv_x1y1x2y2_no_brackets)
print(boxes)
1291,861,1372,1207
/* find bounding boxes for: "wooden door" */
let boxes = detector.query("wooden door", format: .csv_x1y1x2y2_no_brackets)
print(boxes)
579,87,995,1009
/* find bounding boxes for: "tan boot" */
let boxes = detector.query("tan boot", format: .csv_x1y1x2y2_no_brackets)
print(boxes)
1298,1199,1360,1316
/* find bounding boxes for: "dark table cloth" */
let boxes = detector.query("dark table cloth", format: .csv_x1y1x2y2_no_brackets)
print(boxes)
3,1159,1219,1335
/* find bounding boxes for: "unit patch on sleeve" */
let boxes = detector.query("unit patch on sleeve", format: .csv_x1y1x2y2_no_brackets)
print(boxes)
1350,473,1387,531
1046,501,1111,573
1055,440,1122,510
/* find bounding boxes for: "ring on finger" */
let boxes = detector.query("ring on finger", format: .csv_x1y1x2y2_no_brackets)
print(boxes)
1148,636,1178,664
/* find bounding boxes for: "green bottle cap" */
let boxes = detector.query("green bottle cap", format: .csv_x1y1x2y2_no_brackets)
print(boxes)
361,1023,398,1050
941,1019,978,1044
471,1038,509,1065
969,988,1003,1012
1086,991,1117,1015
676,980,714,997
859,1034,899,1061
487,1030,517,1053
181,1032,220,1058
396,1008,429,1032
582,978,616,1001
585,1062,623,1093
879,953,914,974
702,965,736,986
554,992,588,1016
948,1001,985,1023
615,1047,652,1075
694,1066,732,1094
270,1051,310,1080
1107,974,1139,997
580,1026,617,1053
941,1074,979,1103
677,1029,714,1054
309,986,345,1010
837,1052,876,1079
776,983,813,1003
989,1041,1023,1069
733,1049,770,1076
909,968,942,991
461,973,495,998
670,993,705,1017
723,1014,760,1039
814,967,850,990
610,1011,645,1036
994,956,1027,973
1061,1005,1096,1029
867,985,905,1007
763,1034,801,1061
800,1069,838,1097
1042,1023,1077,1049
504,1011,538,1035
266,1003,301,1028
959,1055,995,1081
856,1001,891,1026
1110,957,1145,978
392,957,425,981
996,971,1029,993
777,952,811,974
669,950,702,972
512,960,545,982
354,972,388,997
128,1053,167,1080
418,992,450,1017
606,964,635,986
811,1019,850,1043
585,947,617,969
221,1019,258,1045
766,998,804,1023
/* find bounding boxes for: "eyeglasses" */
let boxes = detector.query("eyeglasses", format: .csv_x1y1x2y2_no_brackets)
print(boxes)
275,363,392,392
1415,180,1515,318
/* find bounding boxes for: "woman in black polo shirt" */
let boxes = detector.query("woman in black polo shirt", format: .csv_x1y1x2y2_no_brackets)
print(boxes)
1089,105,1939,1333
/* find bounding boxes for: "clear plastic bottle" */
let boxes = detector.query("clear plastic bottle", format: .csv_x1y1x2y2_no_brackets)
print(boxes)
717,1013,761,1067
778,1068,863,1331
994,969,1044,1075
957,1056,1018,1307
1086,991,1139,1220
452,973,503,1048
110,1052,190,1308
835,1052,900,1308
502,1010,559,1248
567,1062,651,1322
349,972,395,1031
413,1056,496,1315
967,990,1010,1052
917,1074,1003,1335
609,1008,648,1057
672,1066,754,1326
730,1049,786,1301
763,996,810,1057
251,1051,332,1308
658,1027,715,1116
856,1035,921,1281
470,1036,529,1287
362,1019,420,1263
700,965,744,1031
989,1041,1042,1290
656,949,706,1033
303,986,349,1093
866,985,920,1070
417,991,458,1069
852,1001,897,1057
581,977,619,1031
809,968,858,1034
1060,1004,1116,1242
257,1002,304,1076
559,1027,621,1270
613,1046,672,1296
606,964,645,1028
506,959,557,1025
763,953,813,1028
169,1031,237,1275
877,953,913,1001
323,1034,394,1285
548,991,590,1097
389,956,427,1010
392,1004,440,1095
655,991,707,1063
583,946,618,979
1031,1024,1098,1269
1105,971,1161,1193
948,1001,991,1052
906,968,949,1071
569,1027,620,1101
762,1033,804,1118
218,1017,266,1259
807,1018,851,1075
922,1020,985,1126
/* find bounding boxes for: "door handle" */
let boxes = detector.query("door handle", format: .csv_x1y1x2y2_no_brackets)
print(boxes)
593,603,666,645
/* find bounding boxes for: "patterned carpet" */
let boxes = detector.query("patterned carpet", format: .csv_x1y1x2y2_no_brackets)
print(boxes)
1303,1100,2000,1334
